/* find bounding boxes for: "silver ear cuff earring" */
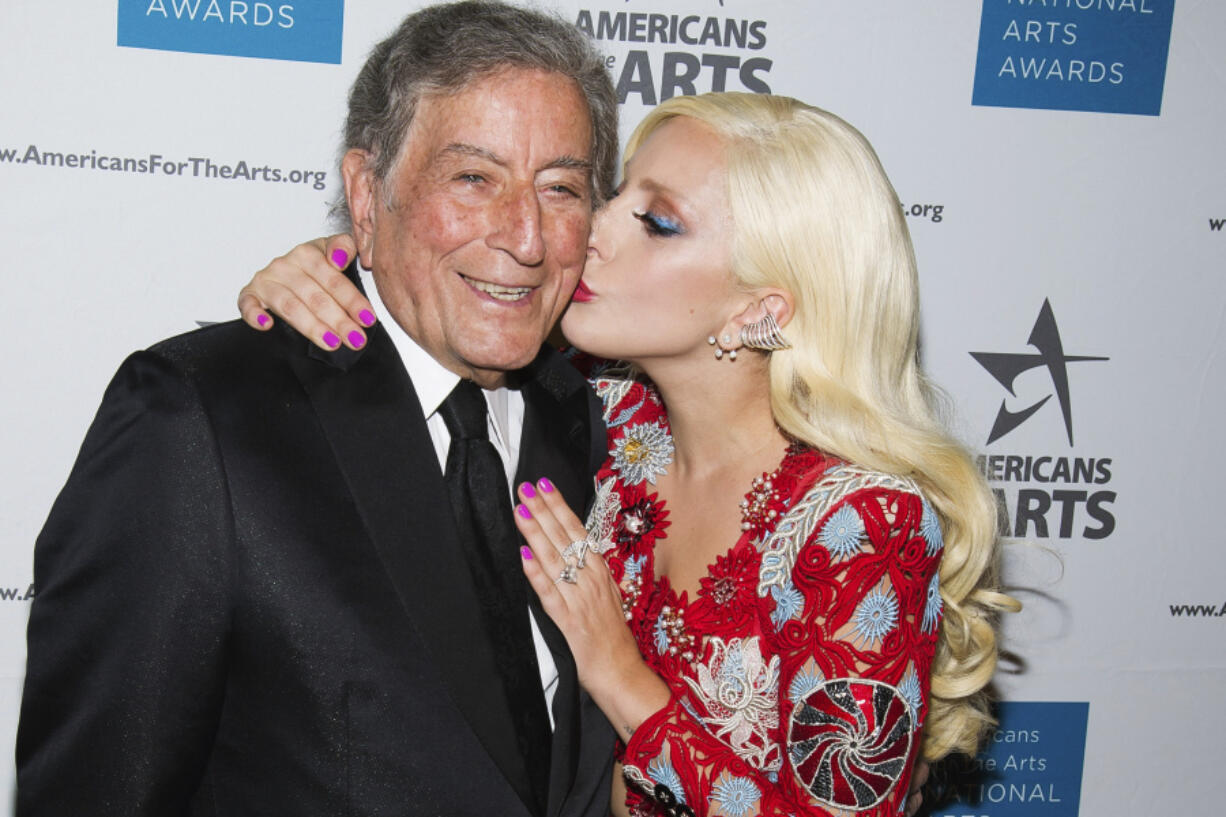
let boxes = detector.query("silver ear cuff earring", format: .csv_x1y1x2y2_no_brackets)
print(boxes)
740,313,791,351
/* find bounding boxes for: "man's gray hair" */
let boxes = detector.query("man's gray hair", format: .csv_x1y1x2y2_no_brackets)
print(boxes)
334,0,618,226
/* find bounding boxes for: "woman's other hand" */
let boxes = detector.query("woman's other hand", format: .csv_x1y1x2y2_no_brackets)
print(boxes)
514,478,670,739
237,234,374,351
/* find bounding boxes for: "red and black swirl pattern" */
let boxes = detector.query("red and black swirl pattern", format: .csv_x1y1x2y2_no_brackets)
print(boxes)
788,678,912,810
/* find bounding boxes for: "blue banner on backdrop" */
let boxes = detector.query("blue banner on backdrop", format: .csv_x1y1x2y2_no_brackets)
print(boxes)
117,0,344,64
972,0,1174,115
934,702,1090,817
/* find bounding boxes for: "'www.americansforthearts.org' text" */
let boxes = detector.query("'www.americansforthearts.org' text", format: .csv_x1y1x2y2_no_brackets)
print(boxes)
1,143,327,190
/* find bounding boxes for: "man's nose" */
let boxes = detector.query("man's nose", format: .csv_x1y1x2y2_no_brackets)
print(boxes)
488,183,546,266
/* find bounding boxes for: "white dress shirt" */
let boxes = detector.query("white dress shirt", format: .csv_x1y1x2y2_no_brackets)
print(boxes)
359,267,560,727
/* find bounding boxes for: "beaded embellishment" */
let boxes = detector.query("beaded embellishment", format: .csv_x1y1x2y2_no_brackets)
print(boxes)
739,443,807,537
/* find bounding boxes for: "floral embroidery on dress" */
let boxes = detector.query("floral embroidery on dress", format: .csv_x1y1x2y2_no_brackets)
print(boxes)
695,549,760,630
922,572,942,635
684,637,782,772
787,678,913,811
757,465,919,597
919,499,943,557
898,663,923,726
711,775,762,817
611,421,675,485
787,667,826,704
768,580,804,631
818,505,866,560
590,363,642,425
618,494,671,557
647,756,688,805
653,612,672,655
851,587,900,649
583,477,621,556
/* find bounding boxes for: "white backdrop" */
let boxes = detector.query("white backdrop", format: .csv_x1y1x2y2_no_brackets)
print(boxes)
2,1,1222,814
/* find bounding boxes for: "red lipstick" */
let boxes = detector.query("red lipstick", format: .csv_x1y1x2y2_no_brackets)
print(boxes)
571,279,594,303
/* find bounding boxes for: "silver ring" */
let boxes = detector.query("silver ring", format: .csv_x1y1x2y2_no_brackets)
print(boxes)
561,539,589,568
555,563,579,585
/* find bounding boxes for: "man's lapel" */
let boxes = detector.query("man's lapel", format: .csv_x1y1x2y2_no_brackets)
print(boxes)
288,325,537,813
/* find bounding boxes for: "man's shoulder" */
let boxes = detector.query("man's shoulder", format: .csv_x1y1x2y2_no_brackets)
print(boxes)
106,319,312,410
145,318,294,369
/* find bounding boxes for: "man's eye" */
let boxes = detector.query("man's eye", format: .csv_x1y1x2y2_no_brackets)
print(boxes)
633,210,684,237
547,184,580,197
456,173,486,184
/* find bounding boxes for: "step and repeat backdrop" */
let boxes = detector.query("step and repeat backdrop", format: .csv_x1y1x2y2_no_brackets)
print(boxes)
1,1,1221,814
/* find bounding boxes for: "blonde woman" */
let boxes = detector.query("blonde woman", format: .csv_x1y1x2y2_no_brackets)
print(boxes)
239,92,1017,817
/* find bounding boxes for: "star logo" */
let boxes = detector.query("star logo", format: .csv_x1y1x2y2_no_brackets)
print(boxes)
970,299,1108,445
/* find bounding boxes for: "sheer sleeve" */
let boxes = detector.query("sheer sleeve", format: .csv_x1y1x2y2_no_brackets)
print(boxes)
620,470,944,817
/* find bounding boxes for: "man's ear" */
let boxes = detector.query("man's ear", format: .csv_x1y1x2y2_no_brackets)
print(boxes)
341,149,378,268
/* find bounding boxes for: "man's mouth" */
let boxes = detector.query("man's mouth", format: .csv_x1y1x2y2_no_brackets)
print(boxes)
461,274,533,302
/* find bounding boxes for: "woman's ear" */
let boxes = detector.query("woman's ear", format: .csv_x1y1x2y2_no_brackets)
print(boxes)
341,149,379,268
716,289,795,354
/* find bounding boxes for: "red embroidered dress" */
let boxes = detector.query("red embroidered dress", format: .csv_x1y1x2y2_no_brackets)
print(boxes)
588,371,944,817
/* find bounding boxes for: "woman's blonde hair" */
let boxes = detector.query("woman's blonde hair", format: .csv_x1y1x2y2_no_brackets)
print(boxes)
624,93,1019,761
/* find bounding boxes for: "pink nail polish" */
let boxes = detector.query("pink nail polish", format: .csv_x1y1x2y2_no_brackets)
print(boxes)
348,331,366,349
520,546,533,560
323,331,340,349
358,309,376,327
538,477,554,493
521,481,536,499
257,314,269,328
331,248,349,268
516,504,532,520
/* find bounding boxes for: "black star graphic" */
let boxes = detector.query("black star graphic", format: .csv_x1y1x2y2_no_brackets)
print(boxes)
970,299,1108,445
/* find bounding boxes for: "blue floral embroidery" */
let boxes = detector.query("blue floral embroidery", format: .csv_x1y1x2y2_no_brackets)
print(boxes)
851,587,899,647
788,669,825,703
647,757,686,805
711,775,760,817
623,554,648,581
770,581,804,631
653,613,669,655
819,505,865,560
920,499,943,556
899,663,923,726
922,571,942,634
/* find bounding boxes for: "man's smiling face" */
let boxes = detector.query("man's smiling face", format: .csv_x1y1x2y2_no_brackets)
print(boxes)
345,67,594,388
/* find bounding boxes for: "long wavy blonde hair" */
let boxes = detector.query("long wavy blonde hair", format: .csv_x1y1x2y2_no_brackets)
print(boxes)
624,93,1019,761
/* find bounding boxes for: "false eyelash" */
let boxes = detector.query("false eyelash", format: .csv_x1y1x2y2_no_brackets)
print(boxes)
633,210,684,236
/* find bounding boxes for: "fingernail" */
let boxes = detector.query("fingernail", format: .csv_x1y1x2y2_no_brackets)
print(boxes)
323,331,340,349
520,546,533,560
516,504,532,520
520,481,536,499
538,477,554,493
348,331,366,349
358,309,376,327
257,314,269,328
331,248,349,268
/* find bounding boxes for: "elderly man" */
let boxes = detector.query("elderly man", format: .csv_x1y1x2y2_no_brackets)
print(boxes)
17,3,618,815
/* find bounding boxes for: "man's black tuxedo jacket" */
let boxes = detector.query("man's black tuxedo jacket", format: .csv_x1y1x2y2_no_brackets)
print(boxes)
16,316,614,816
